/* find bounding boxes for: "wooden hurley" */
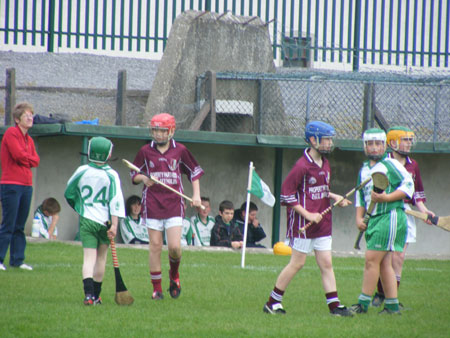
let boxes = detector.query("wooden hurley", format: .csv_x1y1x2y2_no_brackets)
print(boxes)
300,176,372,233
405,209,450,232
122,159,205,210
354,172,389,250
110,238,134,305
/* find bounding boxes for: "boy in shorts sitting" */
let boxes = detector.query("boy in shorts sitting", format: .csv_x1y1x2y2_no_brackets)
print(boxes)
65,137,125,305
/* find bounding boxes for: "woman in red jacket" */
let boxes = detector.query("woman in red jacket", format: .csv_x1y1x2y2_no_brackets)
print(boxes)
0,102,40,271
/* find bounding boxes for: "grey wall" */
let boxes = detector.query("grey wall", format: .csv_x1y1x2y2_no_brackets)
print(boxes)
27,135,450,255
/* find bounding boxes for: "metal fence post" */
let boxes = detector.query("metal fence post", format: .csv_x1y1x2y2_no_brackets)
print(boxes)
5,68,16,126
362,82,375,132
271,147,283,246
352,0,362,71
433,84,442,151
206,70,216,131
116,70,127,126
257,79,263,134
47,0,56,52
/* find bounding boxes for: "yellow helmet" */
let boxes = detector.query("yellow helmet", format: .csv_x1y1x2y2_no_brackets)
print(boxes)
273,242,292,256
386,126,416,155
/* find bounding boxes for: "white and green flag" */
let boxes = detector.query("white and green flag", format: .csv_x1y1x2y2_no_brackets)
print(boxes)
248,170,276,207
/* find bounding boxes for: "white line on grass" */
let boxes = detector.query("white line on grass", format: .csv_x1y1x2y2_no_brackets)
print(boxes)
28,262,445,273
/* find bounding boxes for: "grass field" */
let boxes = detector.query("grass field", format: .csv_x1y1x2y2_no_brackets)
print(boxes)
0,241,449,338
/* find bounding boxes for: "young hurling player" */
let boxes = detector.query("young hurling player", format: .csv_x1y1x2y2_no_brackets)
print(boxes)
65,137,125,305
350,128,414,315
131,113,203,300
263,121,353,317
371,126,434,308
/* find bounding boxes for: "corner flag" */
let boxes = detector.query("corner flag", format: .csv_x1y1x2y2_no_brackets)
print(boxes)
248,169,276,207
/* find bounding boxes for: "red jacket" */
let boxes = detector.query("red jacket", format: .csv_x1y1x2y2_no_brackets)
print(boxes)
1,125,40,186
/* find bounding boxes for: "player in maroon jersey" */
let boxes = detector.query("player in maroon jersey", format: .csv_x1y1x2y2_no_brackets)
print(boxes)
131,113,203,300
371,126,435,308
263,121,353,316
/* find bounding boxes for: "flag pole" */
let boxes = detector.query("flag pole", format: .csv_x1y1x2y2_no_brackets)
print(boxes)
241,162,254,268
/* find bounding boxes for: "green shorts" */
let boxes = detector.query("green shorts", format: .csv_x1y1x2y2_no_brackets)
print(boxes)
365,208,407,252
79,216,109,249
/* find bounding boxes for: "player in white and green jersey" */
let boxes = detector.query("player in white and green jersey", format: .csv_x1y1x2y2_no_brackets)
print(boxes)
33,197,61,239
120,195,148,244
189,197,215,246
351,128,414,315
65,136,125,306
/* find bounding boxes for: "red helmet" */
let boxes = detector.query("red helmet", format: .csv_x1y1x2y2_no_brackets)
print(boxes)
150,113,176,144
150,113,176,131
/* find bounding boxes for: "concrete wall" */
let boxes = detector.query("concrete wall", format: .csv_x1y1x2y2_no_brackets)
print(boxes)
27,135,450,255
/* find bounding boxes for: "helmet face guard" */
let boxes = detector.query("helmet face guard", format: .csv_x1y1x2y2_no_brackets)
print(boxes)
363,128,386,161
150,113,176,145
305,121,336,154
387,127,416,155
88,137,113,164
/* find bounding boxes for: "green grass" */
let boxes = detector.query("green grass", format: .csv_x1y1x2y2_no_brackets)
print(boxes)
1,242,449,337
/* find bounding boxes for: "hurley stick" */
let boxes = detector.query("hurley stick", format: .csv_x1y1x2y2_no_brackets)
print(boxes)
354,172,389,250
300,176,372,233
110,238,134,305
405,209,450,232
122,159,205,210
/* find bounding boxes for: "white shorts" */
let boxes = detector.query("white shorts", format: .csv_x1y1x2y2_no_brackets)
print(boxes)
144,217,183,231
291,236,332,254
404,204,416,243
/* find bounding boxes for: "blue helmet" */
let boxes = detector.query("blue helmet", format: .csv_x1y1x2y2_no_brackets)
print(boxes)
305,121,336,143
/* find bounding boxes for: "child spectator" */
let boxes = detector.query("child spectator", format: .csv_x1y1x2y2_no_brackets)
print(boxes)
189,197,215,246
65,136,125,305
210,200,243,249
33,197,61,239
120,195,149,244
234,201,266,248
181,216,193,246
350,128,414,315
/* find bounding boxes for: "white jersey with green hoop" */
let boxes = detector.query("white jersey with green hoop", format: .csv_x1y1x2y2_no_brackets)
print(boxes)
356,156,414,216
65,163,125,225
190,214,215,246
34,207,57,239
120,216,148,244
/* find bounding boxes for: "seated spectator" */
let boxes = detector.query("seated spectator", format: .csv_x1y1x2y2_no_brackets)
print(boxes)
181,215,193,246
120,195,149,244
234,201,266,248
210,200,243,249
189,197,215,246
33,198,61,239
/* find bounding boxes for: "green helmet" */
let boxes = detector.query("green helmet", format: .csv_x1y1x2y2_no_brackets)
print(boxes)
88,137,113,163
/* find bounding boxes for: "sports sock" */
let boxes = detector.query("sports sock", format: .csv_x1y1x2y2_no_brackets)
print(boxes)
151,271,163,293
83,278,94,297
169,255,181,280
377,278,385,296
385,298,400,312
93,281,102,299
325,291,340,311
268,287,284,306
358,293,371,312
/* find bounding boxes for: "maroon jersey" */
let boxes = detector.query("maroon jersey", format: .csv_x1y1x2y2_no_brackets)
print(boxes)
281,148,332,239
388,153,426,205
132,139,204,219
